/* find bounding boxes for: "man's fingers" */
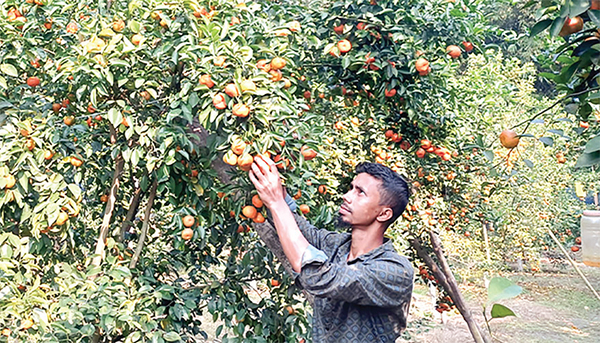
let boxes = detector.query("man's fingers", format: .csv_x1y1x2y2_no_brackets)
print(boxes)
250,163,265,181
248,169,260,187
255,156,272,174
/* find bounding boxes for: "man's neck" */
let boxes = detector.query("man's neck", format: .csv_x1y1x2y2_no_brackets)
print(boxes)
348,226,384,261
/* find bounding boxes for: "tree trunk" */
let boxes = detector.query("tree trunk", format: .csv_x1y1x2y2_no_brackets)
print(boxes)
428,230,492,343
119,186,143,242
129,179,158,269
91,154,125,268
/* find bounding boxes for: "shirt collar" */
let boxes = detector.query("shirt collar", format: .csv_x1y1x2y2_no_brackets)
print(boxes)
347,237,395,263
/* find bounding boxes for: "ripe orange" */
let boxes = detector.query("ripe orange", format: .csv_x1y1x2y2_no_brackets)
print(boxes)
44,150,54,160
26,76,40,87
213,93,227,109
571,245,580,252
253,212,265,223
66,22,78,33
181,228,194,240
559,17,583,37
242,205,258,219
52,103,62,113
270,70,283,82
252,194,263,208
299,204,310,214
270,57,287,70
333,24,344,34
140,91,151,101
26,138,35,151
1,328,10,337
257,59,271,72
232,103,250,117
462,41,474,52
499,129,519,149
415,58,430,74
237,153,253,171
240,80,256,92
131,34,143,45
580,121,589,129
225,83,240,97
223,150,238,165
182,215,195,228
56,212,69,226
416,148,426,158
575,236,582,245
199,74,215,88
384,88,396,97
231,138,247,155
63,116,75,126
214,55,226,67
446,45,461,58
271,279,280,287
5,175,16,189
21,318,34,330
301,145,317,160
337,39,352,53
113,19,125,32
100,194,108,202
285,305,295,315
318,185,327,194
283,78,292,88
70,157,83,167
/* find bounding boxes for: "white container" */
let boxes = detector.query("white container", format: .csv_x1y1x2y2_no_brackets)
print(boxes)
581,210,600,267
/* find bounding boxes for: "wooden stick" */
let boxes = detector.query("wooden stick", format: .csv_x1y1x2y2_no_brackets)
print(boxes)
546,227,600,303
129,179,158,269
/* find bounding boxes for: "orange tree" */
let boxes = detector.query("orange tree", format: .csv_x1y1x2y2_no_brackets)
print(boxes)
0,0,510,342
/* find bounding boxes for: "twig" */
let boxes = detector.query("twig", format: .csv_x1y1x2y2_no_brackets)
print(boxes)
546,227,600,303
129,179,158,269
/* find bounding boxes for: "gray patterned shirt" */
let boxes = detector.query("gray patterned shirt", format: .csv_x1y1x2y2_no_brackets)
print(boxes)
288,207,414,343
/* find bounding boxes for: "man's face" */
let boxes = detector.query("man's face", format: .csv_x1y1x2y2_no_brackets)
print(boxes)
338,173,389,228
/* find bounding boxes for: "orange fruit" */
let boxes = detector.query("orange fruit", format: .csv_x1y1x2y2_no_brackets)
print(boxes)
384,88,396,97
56,212,69,226
285,305,295,315
232,103,250,117
21,318,34,330
237,153,253,171
52,103,62,113
416,148,426,158
223,150,238,165
499,129,519,149
66,22,78,33
181,228,193,240
1,328,10,337
70,157,83,167
299,204,310,214
333,24,344,34
270,57,287,70
240,80,256,92
270,70,283,82
571,245,580,252
300,145,317,160
131,34,143,45
318,185,327,194
253,212,265,223
199,74,215,88
44,150,54,160
224,83,240,97
140,91,151,101
271,279,280,287
446,45,461,58
5,175,16,189
252,194,263,208
26,138,35,151
337,39,352,53
257,59,271,72
214,55,226,67
283,78,292,88
231,138,246,155
415,58,429,73
462,41,474,52
580,121,590,129
182,215,195,228
26,76,40,87
100,194,108,202
559,17,583,37
113,19,125,32
213,93,227,109
242,205,258,219
63,116,75,126
286,20,301,32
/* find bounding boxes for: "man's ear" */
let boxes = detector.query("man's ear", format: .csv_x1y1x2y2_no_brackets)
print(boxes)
377,207,393,223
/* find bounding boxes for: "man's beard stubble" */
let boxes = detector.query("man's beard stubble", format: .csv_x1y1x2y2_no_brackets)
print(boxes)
335,214,352,232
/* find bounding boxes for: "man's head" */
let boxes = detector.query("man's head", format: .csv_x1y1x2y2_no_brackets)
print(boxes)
338,162,410,230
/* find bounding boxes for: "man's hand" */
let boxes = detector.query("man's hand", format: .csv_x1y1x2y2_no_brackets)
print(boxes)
248,155,285,209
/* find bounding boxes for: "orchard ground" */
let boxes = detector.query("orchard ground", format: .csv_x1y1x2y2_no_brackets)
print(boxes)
196,250,600,343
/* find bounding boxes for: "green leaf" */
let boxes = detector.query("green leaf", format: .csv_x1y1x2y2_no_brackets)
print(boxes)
129,20,141,33
0,64,18,77
550,16,567,37
490,303,517,319
539,137,554,146
487,277,522,304
107,108,123,127
163,331,181,341
530,19,552,36
575,151,600,167
483,150,494,162
524,159,534,168
584,135,600,153
590,10,600,27
67,184,81,199
0,76,7,89
569,0,591,17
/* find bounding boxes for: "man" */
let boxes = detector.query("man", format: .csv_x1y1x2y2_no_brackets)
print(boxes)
249,157,413,343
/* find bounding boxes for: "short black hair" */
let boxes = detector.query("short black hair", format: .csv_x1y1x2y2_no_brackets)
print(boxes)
355,162,410,227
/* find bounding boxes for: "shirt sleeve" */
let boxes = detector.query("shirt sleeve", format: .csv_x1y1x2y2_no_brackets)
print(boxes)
297,256,414,308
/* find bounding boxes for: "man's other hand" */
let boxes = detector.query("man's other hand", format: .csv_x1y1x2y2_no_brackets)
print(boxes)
249,155,285,209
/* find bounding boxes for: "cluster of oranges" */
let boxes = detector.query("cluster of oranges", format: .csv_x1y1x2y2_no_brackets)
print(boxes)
415,139,456,161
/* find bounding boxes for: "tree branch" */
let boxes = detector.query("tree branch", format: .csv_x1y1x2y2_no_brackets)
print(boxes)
129,179,158,269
